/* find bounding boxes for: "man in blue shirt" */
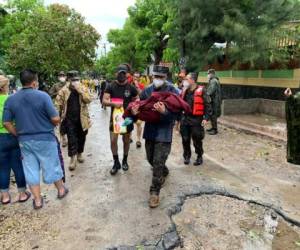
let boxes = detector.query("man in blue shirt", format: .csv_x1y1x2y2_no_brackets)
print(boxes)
3,69,68,209
132,65,179,208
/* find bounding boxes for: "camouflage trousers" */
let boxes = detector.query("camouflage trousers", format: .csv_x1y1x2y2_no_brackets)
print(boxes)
210,114,218,131
145,140,171,195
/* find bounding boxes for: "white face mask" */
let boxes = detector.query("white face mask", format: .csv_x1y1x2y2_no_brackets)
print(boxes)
72,81,80,88
153,78,164,88
183,80,190,89
59,77,66,83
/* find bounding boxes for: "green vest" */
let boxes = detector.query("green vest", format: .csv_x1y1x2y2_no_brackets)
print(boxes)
286,92,300,165
0,94,8,134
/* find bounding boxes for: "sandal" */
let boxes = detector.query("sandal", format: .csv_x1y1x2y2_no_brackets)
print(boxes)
33,197,44,210
57,187,69,200
18,191,31,203
1,193,11,205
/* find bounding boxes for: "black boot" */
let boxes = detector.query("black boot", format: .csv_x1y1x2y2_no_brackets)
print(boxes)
184,157,190,165
163,167,169,177
122,160,129,171
122,155,129,171
194,156,203,166
208,129,218,135
110,155,121,175
206,128,214,132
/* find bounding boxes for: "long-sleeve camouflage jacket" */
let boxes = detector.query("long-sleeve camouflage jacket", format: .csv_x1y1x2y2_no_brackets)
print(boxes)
49,82,66,99
55,82,92,131
206,77,222,117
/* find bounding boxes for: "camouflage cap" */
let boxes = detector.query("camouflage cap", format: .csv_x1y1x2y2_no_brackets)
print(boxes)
152,65,169,77
207,69,216,75
58,71,66,76
0,69,5,76
67,70,80,80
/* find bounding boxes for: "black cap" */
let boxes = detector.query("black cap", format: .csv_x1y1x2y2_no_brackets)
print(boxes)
152,65,169,77
116,64,128,74
67,70,80,80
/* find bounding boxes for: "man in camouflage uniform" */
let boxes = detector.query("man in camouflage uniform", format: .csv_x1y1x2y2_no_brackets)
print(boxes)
284,88,300,165
49,71,67,99
132,65,179,208
206,69,221,135
49,71,68,146
55,71,92,171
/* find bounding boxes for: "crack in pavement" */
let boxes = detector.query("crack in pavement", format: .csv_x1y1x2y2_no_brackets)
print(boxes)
108,187,300,250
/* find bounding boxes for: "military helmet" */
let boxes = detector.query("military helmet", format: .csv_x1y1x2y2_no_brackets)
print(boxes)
58,71,66,76
0,69,5,76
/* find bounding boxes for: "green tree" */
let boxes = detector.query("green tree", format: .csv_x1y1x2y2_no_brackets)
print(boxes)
128,0,172,65
1,1,100,78
169,0,300,70
99,0,175,77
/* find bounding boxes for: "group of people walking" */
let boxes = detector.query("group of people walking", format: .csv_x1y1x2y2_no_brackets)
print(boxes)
0,65,222,209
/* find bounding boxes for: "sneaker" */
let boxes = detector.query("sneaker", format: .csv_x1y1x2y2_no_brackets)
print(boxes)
77,154,85,163
110,161,121,176
69,156,77,171
149,194,160,208
194,156,203,166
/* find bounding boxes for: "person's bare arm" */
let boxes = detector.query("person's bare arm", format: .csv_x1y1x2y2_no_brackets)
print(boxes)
3,122,17,136
51,116,60,126
103,93,122,108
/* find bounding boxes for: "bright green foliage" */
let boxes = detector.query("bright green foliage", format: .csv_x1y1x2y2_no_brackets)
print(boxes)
96,0,174,77
0,0,100,77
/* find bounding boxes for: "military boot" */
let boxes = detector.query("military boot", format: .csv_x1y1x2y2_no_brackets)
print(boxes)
208,129,218,135
77,154,85,163
149,194,160,208
69,156,77,171
194,156,203,166
184,157,190,165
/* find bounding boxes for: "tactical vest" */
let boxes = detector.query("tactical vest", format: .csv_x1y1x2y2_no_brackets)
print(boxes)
182,86,205,116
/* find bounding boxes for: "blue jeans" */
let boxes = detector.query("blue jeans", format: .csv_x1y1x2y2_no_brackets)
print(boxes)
19,140,63,186
0,134,26,192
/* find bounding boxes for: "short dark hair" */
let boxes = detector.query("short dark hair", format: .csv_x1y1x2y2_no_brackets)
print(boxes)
20,69,38,86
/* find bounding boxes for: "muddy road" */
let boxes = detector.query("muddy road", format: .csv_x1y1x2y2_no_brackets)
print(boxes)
1,100,299,250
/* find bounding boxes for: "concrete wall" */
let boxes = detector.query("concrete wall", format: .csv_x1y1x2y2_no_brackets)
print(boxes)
222,98,285,118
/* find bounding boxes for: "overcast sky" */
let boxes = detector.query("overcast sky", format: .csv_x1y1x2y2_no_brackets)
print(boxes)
1,0,136,55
